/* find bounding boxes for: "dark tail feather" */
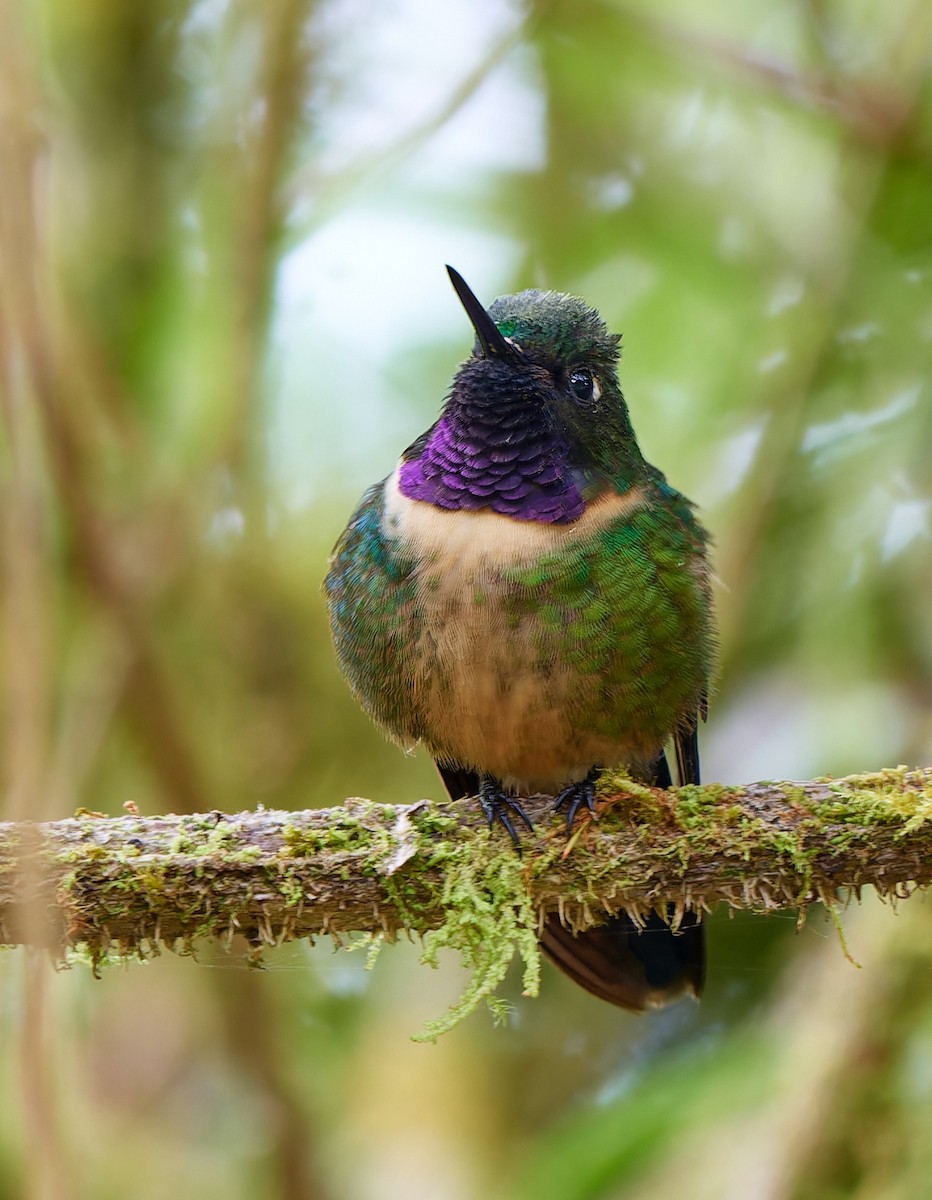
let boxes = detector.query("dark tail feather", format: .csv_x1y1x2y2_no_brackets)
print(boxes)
540,909,704,1010
434,750,705,1012
673,722,701,791
435,761,481,803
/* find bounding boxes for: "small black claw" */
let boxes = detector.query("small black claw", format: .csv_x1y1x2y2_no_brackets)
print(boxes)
553,769,600,833
478,777,534,848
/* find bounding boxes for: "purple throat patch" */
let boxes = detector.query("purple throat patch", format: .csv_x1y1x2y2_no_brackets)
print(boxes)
398,413,585,524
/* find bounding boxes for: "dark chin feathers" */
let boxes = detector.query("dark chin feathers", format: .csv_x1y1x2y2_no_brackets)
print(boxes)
435,746,705,1013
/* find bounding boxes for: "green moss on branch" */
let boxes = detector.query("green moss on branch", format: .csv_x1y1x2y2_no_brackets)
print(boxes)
1,768,930,1030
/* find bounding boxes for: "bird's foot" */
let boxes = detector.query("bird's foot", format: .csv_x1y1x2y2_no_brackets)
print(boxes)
553,769,600,832
479,777,534,848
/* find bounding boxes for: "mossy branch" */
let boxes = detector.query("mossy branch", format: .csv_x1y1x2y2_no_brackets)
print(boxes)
2,767,930,963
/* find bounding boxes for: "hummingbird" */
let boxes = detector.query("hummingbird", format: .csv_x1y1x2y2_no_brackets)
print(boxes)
325,267,715,1010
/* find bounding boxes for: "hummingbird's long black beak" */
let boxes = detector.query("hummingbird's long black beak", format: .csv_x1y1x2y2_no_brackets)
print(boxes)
446,265,518,360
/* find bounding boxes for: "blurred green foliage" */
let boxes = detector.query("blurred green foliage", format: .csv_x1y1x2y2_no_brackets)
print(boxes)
1,0,931,1197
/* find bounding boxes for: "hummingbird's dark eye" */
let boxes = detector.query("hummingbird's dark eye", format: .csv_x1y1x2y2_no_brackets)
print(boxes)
568,368,598,404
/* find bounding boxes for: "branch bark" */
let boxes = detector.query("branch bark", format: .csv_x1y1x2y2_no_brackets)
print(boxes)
1,768,930,961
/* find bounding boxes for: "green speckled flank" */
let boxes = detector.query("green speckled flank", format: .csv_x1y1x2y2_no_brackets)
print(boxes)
500,489,713,747
324,483,424,737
